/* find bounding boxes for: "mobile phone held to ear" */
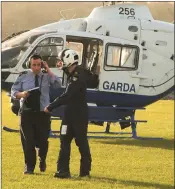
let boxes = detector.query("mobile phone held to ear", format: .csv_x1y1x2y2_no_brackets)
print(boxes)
41,60,48,72
41,60,44,68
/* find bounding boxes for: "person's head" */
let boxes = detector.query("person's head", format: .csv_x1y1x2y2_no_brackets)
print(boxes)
29,54,43,74
58,49,79,74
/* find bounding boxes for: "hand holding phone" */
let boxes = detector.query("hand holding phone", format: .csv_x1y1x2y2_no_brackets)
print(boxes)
42,61,49,70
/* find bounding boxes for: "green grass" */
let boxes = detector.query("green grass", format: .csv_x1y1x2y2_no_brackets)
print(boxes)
1,91,174,189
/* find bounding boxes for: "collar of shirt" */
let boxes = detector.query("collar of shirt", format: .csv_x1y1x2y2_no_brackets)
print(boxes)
28,70,43,78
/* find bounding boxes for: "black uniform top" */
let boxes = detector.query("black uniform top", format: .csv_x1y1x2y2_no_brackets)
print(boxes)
47,65,88,112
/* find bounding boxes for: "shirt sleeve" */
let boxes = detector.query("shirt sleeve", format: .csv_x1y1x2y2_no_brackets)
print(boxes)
47,75,84,111
11,75,23,99
49,74,62,89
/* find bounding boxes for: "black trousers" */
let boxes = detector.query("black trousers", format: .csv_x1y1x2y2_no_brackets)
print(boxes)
57,107,92,175
20,111,50,171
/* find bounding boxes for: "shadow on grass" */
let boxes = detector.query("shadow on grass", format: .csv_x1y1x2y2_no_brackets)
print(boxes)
95,138,174,150
85,176,174,189
21,173,174,188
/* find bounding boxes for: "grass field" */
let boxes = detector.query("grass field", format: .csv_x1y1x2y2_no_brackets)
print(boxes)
1,91,174,189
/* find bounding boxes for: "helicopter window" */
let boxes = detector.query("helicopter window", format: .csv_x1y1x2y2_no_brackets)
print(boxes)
22,37,64,69
2,30,50,49
2,31,57,69
105,43,139,71
1,46,22,69
107,46,121,67
120,47,137,67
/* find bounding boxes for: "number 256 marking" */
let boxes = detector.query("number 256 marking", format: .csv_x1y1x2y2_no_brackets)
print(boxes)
119,7,135,15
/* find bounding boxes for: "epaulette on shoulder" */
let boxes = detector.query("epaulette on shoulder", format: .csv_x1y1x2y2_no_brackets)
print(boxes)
74,71,79,77
19,71,27,77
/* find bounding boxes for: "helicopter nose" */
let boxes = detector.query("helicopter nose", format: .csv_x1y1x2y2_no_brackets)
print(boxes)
1,71,13,91
2,46,21,65
1,71,11,82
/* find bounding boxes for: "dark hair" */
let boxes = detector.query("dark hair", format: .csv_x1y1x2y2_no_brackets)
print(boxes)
30,54,42,61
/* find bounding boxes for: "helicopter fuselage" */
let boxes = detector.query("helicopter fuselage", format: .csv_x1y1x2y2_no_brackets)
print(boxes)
2,3,174,109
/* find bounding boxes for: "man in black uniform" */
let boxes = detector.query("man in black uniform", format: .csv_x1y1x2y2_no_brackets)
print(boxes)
44,49,92,178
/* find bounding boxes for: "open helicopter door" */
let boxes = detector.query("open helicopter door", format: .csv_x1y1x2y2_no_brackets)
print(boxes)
98,37,144,99
16,33,66,84
58,34,103,90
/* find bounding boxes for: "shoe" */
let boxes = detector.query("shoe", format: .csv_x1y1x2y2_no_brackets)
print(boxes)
24,165,34,174
39,161,46,172
24,170,34,174
54,171,71,178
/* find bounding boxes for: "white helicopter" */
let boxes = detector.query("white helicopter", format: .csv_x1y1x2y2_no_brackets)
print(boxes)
2,2,174,138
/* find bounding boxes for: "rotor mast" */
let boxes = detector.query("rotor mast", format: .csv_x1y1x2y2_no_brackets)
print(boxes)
103,1,124,6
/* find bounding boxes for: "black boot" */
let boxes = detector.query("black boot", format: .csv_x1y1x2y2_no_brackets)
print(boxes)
54,171,71,178
24,165,34,175
79,172,90,177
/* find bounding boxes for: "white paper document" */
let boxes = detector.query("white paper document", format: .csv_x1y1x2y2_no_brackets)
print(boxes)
27,87,39,92
61,125,67,135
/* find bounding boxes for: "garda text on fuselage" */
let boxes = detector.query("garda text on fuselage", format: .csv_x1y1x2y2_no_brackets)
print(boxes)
103,81,136,93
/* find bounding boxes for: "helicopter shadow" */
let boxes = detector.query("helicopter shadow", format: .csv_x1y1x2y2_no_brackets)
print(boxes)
95,138,174,150
89,176,174,189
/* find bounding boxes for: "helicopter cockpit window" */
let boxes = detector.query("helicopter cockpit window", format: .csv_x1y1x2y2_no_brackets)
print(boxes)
105,44,139,71
2,30,53,69
2,30,49,50
22,37,64,69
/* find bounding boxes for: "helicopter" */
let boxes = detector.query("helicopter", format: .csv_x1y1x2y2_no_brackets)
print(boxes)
1,2,174,138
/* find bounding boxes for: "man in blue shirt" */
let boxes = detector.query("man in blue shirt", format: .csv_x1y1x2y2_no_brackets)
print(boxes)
11,54,61,174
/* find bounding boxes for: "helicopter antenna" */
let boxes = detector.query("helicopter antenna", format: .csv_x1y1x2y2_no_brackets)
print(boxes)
59,8,76,20
109,1,116,5
103,1,124,6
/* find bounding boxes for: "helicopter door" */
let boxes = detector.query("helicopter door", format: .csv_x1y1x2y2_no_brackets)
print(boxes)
99,40,143,95
18,33,66,85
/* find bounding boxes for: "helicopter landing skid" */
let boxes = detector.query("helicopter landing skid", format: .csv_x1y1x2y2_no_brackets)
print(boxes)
50,106,163,140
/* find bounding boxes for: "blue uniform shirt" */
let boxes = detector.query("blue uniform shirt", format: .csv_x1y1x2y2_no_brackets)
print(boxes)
11,70,61,111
